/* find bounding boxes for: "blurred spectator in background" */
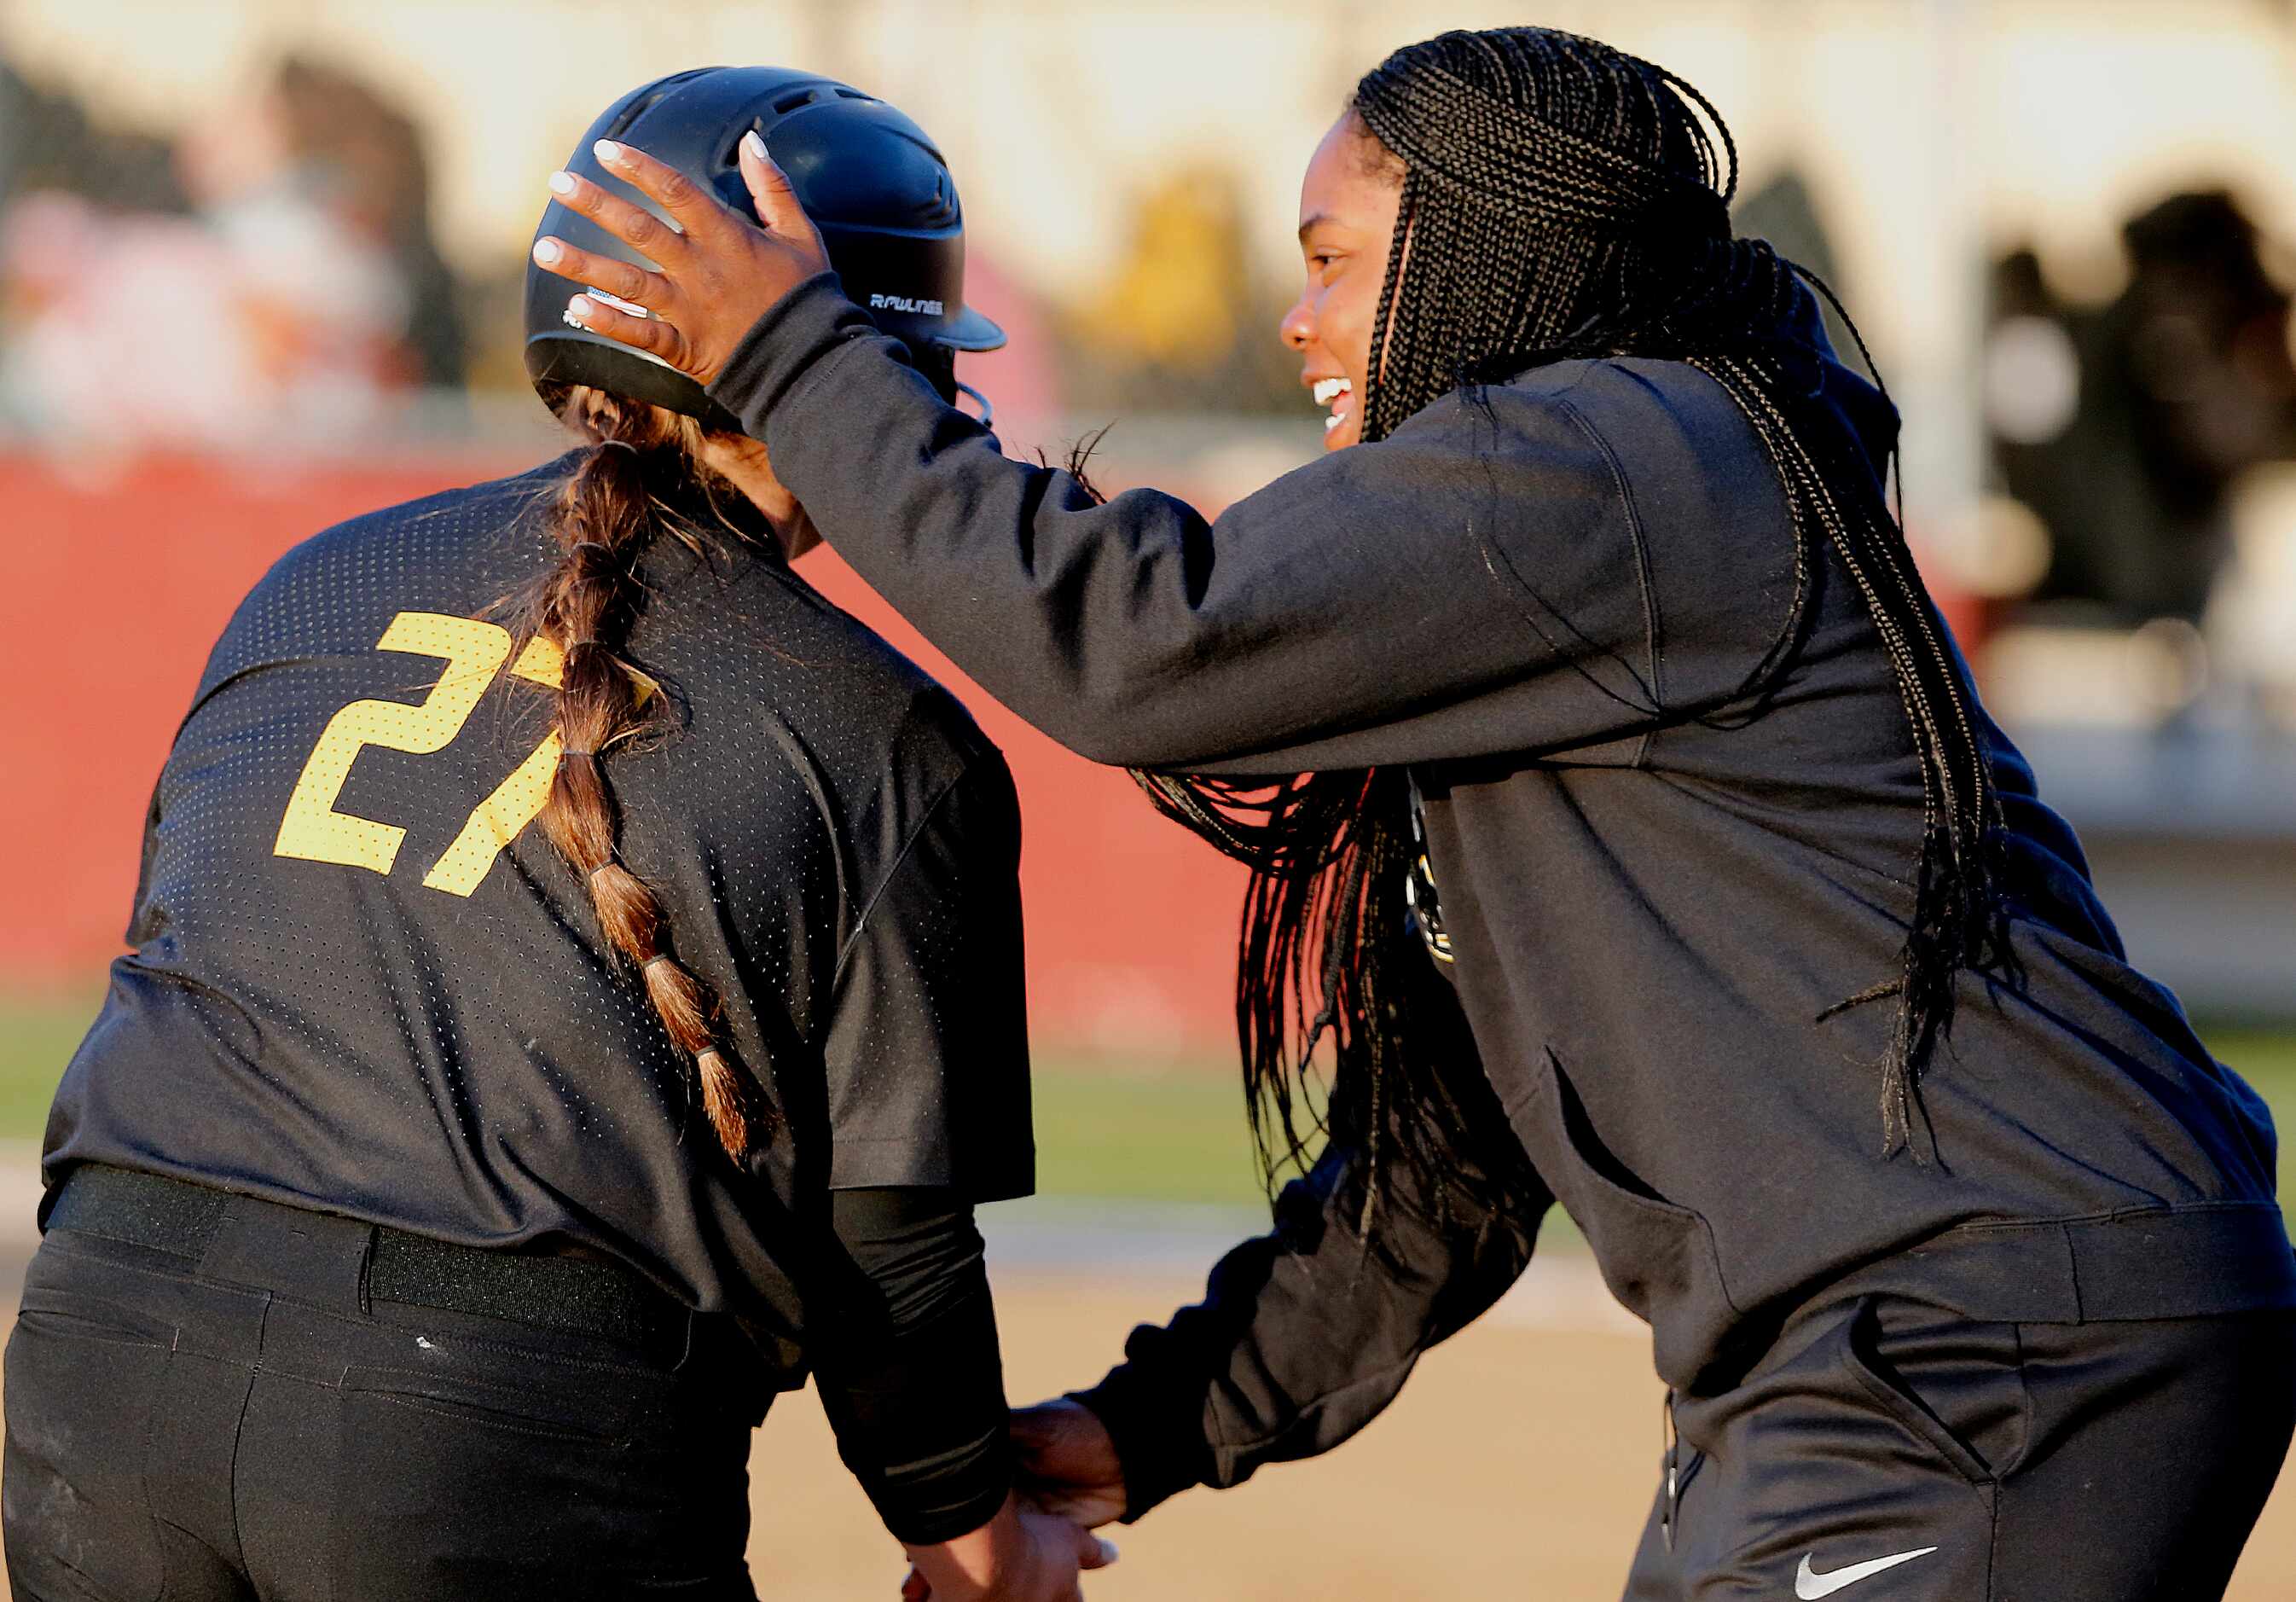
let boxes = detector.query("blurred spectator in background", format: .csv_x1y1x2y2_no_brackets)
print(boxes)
258,55,466,392
0,55,186,215
1060,166,1301,418
1986,191,2296,629
1,52,461,449
1980,192,2296,730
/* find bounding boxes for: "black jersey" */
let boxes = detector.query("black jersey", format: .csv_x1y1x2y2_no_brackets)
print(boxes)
43,454,1032,1356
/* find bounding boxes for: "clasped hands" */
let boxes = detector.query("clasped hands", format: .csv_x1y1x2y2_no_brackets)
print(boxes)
900,1399,1128,1602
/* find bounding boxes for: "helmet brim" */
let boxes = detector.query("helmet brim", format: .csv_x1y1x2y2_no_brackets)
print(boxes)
931,306,1007,353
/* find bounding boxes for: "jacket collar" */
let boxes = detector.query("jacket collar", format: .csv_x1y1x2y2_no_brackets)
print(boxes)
1776,278,1900,483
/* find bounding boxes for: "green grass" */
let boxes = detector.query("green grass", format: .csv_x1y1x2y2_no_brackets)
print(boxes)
0,990,97,1145
3,988,2292,1208
2204,1028,2296,1200
0,989,1272,1199
1030,1050,1267,1207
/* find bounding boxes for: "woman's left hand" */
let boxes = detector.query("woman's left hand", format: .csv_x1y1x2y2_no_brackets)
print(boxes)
895,1494,1117,1602
531,131,829,387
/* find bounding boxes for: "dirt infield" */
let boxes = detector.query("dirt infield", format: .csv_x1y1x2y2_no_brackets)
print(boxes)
741,1273,2296,1602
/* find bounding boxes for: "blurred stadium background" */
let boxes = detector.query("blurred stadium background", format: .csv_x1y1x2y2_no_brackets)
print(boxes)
4,0,2296,1595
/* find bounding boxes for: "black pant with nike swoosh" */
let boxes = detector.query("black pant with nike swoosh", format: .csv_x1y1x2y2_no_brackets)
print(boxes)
1621,1294,2296,1601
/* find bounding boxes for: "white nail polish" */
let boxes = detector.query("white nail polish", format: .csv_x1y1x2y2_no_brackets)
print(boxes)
548,170,576,196
532,239,562,265
594,139,622,165
1096,1538,1120,1563
565,294,592,328
742,130,768,160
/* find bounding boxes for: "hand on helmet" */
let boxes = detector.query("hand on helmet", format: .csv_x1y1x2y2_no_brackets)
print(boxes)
531,132,828,387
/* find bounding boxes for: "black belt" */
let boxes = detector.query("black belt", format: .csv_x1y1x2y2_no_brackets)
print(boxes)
47,1164,687,1352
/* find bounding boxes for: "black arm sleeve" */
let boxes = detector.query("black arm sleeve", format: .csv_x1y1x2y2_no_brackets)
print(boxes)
820,754,1033,1202
706,277,1679,775
810,1187,1012,1547
1070,1099,1551,1522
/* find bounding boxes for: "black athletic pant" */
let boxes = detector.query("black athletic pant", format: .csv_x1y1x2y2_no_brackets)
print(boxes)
1624,1293,2296,1601
3,1213,762,1601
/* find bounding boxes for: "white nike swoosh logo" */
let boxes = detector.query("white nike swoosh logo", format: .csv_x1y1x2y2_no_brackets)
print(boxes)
1794,1547,1939,1599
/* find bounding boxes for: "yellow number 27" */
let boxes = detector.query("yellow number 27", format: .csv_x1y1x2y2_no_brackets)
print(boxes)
273,611,565,899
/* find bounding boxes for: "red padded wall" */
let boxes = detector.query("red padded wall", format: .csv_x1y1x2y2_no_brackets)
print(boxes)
2,450,1244,1051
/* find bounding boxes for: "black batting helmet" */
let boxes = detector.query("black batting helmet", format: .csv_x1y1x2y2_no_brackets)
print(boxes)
524,67,1003,427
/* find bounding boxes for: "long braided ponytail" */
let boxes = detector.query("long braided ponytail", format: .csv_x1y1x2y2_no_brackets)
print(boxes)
508,384,776,1160
1143,28,2014,1227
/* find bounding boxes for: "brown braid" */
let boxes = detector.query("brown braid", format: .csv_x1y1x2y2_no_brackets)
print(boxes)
507,383,778,1160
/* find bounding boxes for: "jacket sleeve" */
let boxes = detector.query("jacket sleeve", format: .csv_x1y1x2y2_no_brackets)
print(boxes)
706,277,1670,775
1062,1099,1551,1522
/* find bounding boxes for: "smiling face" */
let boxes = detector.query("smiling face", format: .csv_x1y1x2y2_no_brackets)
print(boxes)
1281,113,1406,451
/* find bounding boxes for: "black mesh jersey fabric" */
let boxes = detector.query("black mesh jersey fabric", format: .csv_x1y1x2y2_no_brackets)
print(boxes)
43,451,1032,1344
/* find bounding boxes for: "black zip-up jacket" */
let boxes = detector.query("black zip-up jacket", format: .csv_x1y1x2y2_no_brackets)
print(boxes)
708,275,2293,1518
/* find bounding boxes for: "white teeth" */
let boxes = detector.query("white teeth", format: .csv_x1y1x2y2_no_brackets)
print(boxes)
1324,411,1345,433
1312,377,1352,406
